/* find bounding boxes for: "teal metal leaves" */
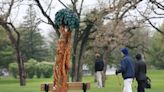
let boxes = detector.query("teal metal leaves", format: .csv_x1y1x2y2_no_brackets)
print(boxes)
55,9,79,31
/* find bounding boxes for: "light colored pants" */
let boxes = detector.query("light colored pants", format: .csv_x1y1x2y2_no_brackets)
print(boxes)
96,71,103,88
123,78,133,92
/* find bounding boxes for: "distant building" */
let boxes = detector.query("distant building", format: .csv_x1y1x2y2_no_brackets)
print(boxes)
0,68,9,77
82,64,91,76
105,64,116,75
82,64,116,76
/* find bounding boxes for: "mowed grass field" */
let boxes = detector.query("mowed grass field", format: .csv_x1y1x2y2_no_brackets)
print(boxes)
0,70,163,92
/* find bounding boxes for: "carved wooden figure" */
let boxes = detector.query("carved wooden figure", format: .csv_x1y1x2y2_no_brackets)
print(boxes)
53,25,71,92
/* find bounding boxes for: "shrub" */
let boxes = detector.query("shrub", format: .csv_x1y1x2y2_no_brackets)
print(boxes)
36,63,42,78
9,59,54,79
40,62,53,78
25,59,37,78
9,63,18,78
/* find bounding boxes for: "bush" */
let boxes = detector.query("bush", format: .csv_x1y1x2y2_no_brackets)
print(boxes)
25,59,37,78
40,62,53,78
9,60,54,79
36,63,42,78
9,63,18,78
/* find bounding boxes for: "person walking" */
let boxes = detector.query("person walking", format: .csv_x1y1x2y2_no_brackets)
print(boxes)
95,53,104,88
135,53,147,92
116,48,135,92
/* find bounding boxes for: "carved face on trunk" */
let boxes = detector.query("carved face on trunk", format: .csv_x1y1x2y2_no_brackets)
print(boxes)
59,25,71,39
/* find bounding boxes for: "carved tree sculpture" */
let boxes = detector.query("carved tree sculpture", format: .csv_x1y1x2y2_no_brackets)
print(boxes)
53,9,79,92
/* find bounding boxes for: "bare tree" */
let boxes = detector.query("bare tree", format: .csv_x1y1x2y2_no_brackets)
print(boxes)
58,0,143,82
0,0,26,86
34,0,60,37
85,0,144,86
137,0,164,35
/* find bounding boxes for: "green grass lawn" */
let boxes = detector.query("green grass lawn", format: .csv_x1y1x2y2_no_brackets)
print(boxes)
0,70,164,92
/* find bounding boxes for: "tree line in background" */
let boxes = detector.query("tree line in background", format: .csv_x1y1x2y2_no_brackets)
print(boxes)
0,0,164,86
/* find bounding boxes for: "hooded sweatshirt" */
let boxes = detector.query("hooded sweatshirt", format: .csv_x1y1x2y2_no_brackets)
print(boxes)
117,48,135,79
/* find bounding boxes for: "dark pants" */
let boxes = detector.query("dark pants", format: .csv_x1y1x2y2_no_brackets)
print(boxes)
137,80,145,92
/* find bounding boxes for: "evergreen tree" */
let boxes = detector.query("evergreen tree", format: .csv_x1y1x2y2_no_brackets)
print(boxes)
19,5,49,62
0,27,15,68
47,30,58,62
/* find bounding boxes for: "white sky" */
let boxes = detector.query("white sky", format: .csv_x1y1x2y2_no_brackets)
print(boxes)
1,0,163,38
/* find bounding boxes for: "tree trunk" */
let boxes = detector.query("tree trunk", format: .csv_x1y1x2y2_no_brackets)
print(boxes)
71,53,77,82
102,60,107,87
71,53,76,81
76,49,83,82
71,30,79,82
102,50,110,87
16,49,26,86
76,24,94,81
71,24,94,82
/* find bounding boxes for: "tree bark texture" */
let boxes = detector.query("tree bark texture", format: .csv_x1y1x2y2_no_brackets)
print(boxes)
53,26,71,92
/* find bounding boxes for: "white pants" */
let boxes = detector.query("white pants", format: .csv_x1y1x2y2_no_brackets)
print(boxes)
123,78,133,92
96,71,103,88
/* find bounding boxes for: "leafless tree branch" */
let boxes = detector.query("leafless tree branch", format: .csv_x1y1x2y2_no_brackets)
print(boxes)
5,0,14,21
147,19,164,35
71,0,79,17
119,0,142,19
71,0,74,4
137,7,164,35
7,22,20,45
152,8,164,15
34,0,60,37
37,18,50,24
45,0,53,12
11,1,21,23
154,1,164,9
148,16,164,19
79,0,84,16
58,0,68,9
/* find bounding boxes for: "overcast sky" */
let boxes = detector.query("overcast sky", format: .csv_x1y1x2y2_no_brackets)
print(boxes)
2,0,163,38
8,0,98,38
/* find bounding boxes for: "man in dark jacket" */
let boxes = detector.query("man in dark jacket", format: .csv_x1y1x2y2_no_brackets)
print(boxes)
135,54,147,92
95,53,104,88
116,48,135,92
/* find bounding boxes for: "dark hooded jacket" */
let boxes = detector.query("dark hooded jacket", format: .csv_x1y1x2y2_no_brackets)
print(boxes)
95,58,104,72
135,60,147,80
116,48,135,79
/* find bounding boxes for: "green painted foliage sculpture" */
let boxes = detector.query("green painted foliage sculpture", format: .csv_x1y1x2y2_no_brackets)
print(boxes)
55,9,79,31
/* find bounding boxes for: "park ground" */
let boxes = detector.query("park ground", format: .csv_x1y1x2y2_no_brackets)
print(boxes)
0,70,163,92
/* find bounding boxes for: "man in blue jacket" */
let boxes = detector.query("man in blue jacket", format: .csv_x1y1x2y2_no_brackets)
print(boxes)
116,48,135,92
